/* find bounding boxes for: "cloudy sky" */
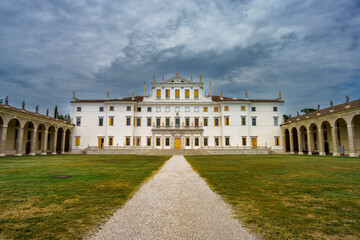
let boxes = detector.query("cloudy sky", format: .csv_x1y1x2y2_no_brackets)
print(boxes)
1,0,359,116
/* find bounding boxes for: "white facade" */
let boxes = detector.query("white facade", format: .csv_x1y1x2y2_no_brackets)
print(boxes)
71,74,284,151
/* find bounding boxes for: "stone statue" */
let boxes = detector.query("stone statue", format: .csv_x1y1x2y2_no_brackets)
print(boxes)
46,109,49,116
22,101,25,110
317,104,320,110
289,114,292,119
297,111,299,117
5,96,8,105
330,100,333,107
346,95,349,104
35,105,39,113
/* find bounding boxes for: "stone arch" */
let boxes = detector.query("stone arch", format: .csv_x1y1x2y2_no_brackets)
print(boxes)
23,121,35,155
299,125,308,153
284,128,290,152
65,129,71,152
56,127,64,153
47,125,56,152
6,118,21,153
37,123,46,151
308,123,318,154
351,115,360,155
334,118,348,155
0,116,4,154
321,121,333,155
291,127,299,153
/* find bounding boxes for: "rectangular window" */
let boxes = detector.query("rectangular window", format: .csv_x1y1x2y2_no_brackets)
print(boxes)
225,137,230,146
195,118,199,127
185,89,190,98
127,106,131,111
147,107,152,112
194,107,199,112
185,118,190,127
99,107,104,112
204,118,208,126
224,106,229,111
241,117,246,126
242,137,247,146
156,89,161,98
156,107,161,112
147,118,152,126
185,107,190,112
252,117,256,126
126,117,131,126
175,107,180,112
156,137,161,146
214,107,219,112
77,107,81,112
204,138,208,146
194,89,199,98
166,118,170,127
147,137,151,146
225,117,229,126
136,137,141,146
195,138,199,146
175,118,180,126
99,118,103,126
165,107,170,112
136,118,141,126
166,138,170,146
214,118,219,126
76,117,81,126
203,107,208,112
273,106,278,112
175,89,180,98
109,117,114,126
75,137,80,146
156,118,161,127
108,137,113,146
241,106,245,111
274,117,279,126
186,138,190,146
275,137,280,146
251,107,256,112
215,137,219,146
166,89,170,98
137,107,141,112
109,106,114,111
125,137,130,146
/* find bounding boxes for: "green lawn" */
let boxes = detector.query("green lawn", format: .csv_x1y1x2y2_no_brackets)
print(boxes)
0,154,169,240
186,155,360,240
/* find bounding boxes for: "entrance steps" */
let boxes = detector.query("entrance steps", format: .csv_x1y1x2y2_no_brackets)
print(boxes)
145,149,210,155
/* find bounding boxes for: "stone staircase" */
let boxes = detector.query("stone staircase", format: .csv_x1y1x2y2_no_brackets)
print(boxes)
145,149,210,155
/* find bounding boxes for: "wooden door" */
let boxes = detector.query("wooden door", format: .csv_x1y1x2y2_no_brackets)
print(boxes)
98,138,103,148
251,138,257,148
175,138,181,149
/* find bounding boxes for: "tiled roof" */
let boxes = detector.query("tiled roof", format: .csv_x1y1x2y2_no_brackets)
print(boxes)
211,96,284,103
283,99,360,125
0,104,73,125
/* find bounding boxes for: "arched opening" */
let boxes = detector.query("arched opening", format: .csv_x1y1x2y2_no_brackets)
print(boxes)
309,123,318,155
299,126,308,154
335,118,348,155
0,116,4,152
37,124,46,151
6,119,21,153
321,121,333,155
23,121,34,155
284,129,290,152
65,129,71,152
56,128,64,153
48,126,56,152
352,115,360,155
291,127,299,153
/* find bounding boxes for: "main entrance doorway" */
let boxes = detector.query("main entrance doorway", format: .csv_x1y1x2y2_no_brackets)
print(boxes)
251,138,257,148
98,138,104,148
174,138,181,149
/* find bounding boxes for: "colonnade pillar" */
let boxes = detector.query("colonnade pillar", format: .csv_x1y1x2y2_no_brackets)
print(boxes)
318,128,325,156
15,127,24,156
347,124,358,157
68,133,73,152
331,126,340,156
29,129,37,155
0,126,8,156
41,130,48,155
282,132,287,153
297,130,304,155
307,129,313,155
61,131,66,154
52,130,58,155
289,131,294,154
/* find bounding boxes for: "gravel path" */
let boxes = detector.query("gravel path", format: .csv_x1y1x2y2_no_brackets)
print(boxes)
90,155,257,240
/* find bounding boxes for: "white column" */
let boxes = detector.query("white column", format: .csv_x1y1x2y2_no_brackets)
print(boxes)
318,128,325,155
52,130,58,155
29,129,37,155
0,126,8,156
331,126,340,156
307,130,313,155
297,130,304,155
61,131,66,154
68,132,73,153
15,127,24,156
289,131,294,154
282,131,287,153
347,124,358,157
41,130,48,155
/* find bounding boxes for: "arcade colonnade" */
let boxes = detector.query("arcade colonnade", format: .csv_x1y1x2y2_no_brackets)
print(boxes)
0,104,74,156
281,101,360,157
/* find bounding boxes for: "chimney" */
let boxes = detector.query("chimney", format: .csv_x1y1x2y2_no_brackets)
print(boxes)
143,82,146,97
279,91,282,100
132,91,135,100
176,70,179,76
209,81,212,96
245,91,248,100
73,92,76,101
220,91,223,100
199,74,202,82
107,91,109,100
153,75,156,82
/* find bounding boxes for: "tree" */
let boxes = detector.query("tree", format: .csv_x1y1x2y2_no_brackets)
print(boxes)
0,96,3,104
54,106,59,118
301,108,316,114
283,114,289,120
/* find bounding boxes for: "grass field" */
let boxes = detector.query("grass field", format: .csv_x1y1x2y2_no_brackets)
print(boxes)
186,155,360,240
0,154,169,240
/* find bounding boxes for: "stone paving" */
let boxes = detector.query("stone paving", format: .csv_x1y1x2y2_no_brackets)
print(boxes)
90,155,256,240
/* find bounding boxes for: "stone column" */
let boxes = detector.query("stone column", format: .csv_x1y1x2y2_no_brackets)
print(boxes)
318,128,325,155
289,131,294,154
0,126,8,156
297,130,304,155
331,126,340,156
307,129,313,155
161,134,164,149
15,127,24,156
68,133,73,153
191,134,194,149
29,129,37,155
282,131,287,153
52,130,58,155
347,124,358,157
61,131,66,154
41,130,48,155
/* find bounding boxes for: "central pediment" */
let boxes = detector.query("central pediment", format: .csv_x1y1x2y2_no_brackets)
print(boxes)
164,76,192,84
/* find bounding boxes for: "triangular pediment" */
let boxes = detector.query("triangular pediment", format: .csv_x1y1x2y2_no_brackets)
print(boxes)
164,76,192,84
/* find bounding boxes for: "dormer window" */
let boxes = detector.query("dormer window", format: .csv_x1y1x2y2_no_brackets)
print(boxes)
194,89,199,99
156,89,161,99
